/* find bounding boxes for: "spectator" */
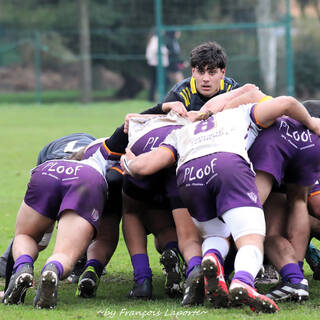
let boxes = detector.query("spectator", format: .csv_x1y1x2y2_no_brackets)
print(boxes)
166,31,186,85
146,32,169,101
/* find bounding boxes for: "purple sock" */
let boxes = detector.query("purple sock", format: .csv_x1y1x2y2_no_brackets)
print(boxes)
85,259,104,277
280,263,304,284
233,271,255,288
164,241,179,250
186,256,202,278
203,249,224,266
131,254,152,284
13,254,34,273
298,261,304,275
42,260,64,280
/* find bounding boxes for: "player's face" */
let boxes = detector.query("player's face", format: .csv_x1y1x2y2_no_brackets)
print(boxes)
192,66,225,97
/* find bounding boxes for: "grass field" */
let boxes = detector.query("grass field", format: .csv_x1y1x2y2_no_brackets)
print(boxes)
1,101,320,320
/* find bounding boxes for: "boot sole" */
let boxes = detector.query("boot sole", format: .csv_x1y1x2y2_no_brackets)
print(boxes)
3,273,33,305
202,259,229,308
34,271,57,309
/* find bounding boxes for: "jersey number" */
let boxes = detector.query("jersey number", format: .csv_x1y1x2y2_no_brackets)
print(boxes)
194,117,215,134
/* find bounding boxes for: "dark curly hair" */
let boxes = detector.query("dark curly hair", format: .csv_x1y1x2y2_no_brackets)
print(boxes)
190,41,227,72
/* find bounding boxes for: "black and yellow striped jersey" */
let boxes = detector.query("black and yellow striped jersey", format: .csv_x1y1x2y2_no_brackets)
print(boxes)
163,76,239,111
105,76,239,155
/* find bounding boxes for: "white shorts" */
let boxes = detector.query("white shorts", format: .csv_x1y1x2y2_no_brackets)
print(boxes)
192,206,265,241
222,206,266,241
192,216,231,239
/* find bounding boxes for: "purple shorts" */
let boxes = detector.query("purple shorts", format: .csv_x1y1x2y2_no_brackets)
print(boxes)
124,124,184,209
249,117,320,186
24,160,107,231
176,153,262,222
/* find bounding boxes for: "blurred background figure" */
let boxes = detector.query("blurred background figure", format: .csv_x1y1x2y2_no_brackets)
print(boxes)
146,31,169,102
165,31,187,86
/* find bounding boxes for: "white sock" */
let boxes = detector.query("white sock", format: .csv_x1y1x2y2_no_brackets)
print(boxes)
202,236,230,260
234,245,263,278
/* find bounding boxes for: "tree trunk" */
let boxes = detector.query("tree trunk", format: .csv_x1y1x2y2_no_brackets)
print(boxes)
78,0,92,103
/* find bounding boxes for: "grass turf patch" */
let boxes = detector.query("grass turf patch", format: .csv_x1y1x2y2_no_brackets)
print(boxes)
1,101,320,319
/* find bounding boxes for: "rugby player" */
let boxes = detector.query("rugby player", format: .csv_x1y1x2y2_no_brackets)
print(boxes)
2,139,113,309
120,95,320,313
0,133,96,292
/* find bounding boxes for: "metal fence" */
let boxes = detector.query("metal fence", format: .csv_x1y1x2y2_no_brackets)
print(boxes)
0,0,301,103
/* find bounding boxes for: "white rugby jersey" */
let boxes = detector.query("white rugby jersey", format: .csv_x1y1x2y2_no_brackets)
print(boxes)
162,103,261,170
81,147,112,179
128,111,191,148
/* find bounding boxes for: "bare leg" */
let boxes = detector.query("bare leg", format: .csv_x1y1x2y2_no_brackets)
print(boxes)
3,201,54,305
172,208,202,263
143,207,177,253
121,193,152,298
255,170,274,205
76,212,121,298
264,193,297,270
47,210,94,279
13,201,54,261
122,194,148,256
86,212,120,264
286,184,310,261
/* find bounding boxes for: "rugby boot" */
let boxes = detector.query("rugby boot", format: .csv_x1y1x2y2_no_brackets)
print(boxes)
34,263,59,309
160,248,185,298
229,279,278,313
255,264,280,285
76,266,100,298
266,278,309,302
181,265,204,306
2,263,33,305
127,278,152,299
67,255,86,284
202,253,229,307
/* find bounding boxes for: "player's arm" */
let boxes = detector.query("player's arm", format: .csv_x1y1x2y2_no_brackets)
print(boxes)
141,100,187,117
254,96,320,135
201,84,266,114
162,88,188,117
120,147,175,178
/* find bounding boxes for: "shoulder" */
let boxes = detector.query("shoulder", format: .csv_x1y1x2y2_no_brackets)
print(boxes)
37,133,96,165
163,77,192,103
222,77,240,91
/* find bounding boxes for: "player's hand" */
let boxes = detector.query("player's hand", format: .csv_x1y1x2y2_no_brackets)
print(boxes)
120,148,136,175
162,101,188,117
187,110,212,122
201,97,225,115
124,113,140,133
